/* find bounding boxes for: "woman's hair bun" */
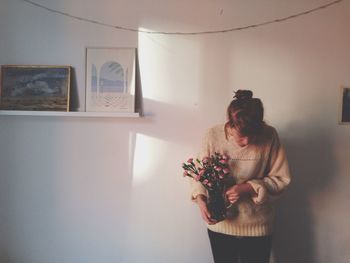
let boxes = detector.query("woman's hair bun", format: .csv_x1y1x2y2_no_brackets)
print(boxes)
234,90,253,100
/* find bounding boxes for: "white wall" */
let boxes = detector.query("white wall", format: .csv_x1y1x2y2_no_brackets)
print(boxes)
0,0,350,262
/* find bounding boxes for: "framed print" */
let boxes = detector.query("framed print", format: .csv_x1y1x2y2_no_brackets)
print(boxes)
85,47,136,113
340,86,350,124
0,65,71,111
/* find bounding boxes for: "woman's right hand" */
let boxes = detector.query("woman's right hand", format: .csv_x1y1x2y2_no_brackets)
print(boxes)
196,195,217,225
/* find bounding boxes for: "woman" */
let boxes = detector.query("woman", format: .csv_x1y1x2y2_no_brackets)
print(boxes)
190,90,291,263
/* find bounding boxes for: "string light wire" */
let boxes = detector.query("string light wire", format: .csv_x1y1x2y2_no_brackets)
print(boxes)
20,0,345,35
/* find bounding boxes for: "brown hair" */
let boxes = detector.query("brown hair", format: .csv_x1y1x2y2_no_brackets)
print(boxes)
227,90,265,137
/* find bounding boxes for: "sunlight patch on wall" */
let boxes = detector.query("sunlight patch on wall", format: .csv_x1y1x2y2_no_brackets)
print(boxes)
138,28,201,106
132,133,167,185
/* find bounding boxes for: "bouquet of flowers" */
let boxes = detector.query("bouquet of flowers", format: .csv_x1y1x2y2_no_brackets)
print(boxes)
182,152,235,221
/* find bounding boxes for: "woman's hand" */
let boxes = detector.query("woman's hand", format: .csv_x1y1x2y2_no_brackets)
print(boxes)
225,183,256,204
196,195,217,225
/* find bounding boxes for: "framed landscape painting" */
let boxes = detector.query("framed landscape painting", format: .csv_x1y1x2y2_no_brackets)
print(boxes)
85,47,136,113
0,65,71,111
340,86,350,124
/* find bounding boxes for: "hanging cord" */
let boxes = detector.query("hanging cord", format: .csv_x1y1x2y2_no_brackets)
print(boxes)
20,0,345,35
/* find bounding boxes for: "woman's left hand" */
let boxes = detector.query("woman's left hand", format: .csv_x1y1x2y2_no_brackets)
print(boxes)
225,183,255,204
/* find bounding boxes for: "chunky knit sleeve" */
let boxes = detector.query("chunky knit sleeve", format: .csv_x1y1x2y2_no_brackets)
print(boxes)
189,129,211,201
246,128,291,205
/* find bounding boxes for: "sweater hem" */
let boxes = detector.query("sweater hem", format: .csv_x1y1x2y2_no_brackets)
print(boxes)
207,223,273,237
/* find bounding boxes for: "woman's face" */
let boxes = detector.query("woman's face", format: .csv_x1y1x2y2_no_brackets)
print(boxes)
231,127,250,147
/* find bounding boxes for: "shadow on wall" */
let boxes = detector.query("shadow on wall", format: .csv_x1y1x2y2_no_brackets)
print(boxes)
69,67,80,111
273,127,335,263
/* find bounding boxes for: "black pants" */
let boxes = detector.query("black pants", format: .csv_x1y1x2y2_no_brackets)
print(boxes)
207,229,272,263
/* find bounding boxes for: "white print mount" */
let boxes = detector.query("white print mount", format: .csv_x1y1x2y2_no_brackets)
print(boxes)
86,47,136,113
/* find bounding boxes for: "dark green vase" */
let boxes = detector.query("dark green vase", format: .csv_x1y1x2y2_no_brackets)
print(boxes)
207,190,226,222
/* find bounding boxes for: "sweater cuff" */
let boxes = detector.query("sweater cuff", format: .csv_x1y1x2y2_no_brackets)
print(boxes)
191,189,207,202
246,180,268,205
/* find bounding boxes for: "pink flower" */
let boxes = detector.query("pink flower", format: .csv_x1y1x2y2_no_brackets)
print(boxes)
219,159,228,164
214,166,222,172
203,179,209,185
222,154,229,160
187,158,193,163
183,171,188,177
202,157,209,164
207,182,212,187
219,173,224,179
223,168,230,174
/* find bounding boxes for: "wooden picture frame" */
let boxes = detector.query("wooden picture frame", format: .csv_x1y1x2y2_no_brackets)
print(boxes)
85,47,136,113
340,86,350,124
0,65,71,111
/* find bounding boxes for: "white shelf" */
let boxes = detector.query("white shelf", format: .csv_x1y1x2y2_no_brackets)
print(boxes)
0,110,141,118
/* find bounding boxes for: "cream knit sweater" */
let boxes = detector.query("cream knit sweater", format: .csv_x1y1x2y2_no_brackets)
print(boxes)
190,124,291,237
